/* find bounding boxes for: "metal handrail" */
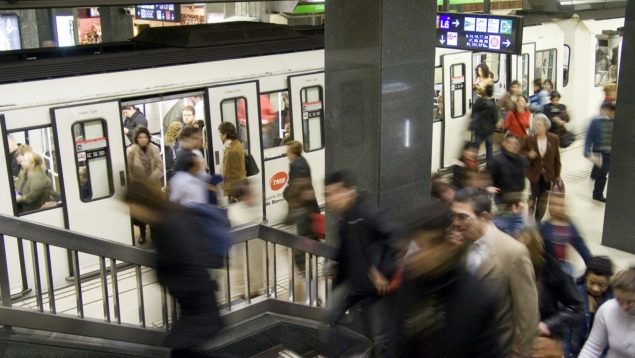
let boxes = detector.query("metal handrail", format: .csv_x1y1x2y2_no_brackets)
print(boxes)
0,213,336,347
0,214,336,265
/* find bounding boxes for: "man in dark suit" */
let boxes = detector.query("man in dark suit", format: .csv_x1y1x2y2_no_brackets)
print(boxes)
452,188,539,357
521,113,562,221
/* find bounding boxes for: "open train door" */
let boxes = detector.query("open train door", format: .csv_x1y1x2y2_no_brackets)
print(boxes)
51,101,132,246
288,72,325,213
207,81,263,213
442,51,473,168
518,42,536,97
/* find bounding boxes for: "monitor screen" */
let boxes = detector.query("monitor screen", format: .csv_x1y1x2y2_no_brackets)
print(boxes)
135,4,180,22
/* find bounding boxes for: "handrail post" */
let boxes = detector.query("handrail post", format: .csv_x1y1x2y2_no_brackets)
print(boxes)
0,235,13,331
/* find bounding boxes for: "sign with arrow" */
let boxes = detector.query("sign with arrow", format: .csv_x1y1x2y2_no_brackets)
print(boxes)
436,12,523,55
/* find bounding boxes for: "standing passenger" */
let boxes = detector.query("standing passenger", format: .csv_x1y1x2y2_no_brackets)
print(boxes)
15,152,54,213
122,105,148,144
504,95,531,139
471,84,499,161
322,170,400,358
218,122,246,202
284,140,320,238
529,79,550,113
127,127,163,244
487,134,526,204
452,188,539,357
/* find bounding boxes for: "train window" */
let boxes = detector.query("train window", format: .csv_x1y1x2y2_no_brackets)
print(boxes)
221,97,250,152
535,49,557,90
521,54,530,96
450,63,466,118
260,91,290,150
6,127,62,215
72,119,114,202
595,39,619,87
563,45,571,87
434,67,443,122
299,86,324,152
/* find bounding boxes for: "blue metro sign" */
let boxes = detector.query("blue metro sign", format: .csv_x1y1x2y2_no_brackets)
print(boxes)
436,12,524,55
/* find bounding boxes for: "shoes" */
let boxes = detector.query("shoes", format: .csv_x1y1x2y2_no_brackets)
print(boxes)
138,235,146,244
593,196,606,203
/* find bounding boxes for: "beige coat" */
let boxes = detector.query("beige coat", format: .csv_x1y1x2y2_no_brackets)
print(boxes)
222,140,246,197
126,144,163,183
475,224,540,358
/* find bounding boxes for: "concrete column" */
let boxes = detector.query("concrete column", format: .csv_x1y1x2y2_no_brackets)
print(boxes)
325,0,437,220
99,7,133,43
602,2,635,254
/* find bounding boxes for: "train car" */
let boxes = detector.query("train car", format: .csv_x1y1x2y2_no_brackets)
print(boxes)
0,15,624,297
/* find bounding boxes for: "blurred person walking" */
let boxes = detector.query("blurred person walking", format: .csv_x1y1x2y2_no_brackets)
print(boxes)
471,84,499,160
284,140,320,239
516,228,583,358
522,114,562,221
397,200,501,358
579,268,635,358
487,134,527,205
584,102,615,203
322,170,401,358
452,188,539,357
124,179,223,358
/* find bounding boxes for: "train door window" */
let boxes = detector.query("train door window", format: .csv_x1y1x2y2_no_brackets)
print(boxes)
450,63,466,118
299,86,324,152
259,91,290,150
221,97,250,152
563,45,571,87
521,54,530,96
595,37,620,87
434,67,443,122
6,127,62,215
72,119,113,202
535,49,557,90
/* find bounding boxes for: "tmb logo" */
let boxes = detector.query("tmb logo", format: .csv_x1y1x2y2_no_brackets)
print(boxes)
269,172,288,191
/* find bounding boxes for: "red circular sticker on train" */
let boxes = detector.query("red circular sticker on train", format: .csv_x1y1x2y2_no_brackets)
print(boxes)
269,172,288,191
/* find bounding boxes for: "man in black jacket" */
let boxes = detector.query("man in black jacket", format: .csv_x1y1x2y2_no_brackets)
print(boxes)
487,134,526,204
471,84,499,160
122,105,148,144
323,170,400,358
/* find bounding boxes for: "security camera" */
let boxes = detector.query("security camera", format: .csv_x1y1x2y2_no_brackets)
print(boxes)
121,7,135,15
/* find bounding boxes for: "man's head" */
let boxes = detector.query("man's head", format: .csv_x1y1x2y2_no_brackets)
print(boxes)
218,122,238,143
548,192,567,220
510,80,521,95
325,170,357,215
533,78,543,92
122,105,136,119
502,134,521,155
501,192,523,214
550,91,561,105
600,101,616,119
179,127,203,150
451,188,492,243
182,105,196,125
584,256,614,298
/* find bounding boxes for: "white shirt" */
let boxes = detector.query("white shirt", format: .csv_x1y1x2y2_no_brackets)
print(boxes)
537,136,547,157
466,223,494,274
579,299,635,358
168,171,208,206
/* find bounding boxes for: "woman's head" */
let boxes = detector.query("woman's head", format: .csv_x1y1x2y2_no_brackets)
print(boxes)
532,114,551,135
475,63,491,79
165,122,183,145
612,268,635,315
14,144,32,165
516,227,545,270
21,151,46,172
543,79,554,92
516,95,528,111
133,127,151,148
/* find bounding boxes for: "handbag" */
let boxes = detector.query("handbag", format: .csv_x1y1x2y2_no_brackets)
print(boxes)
559,130,575,148
550,178,565,194
245,153,259,177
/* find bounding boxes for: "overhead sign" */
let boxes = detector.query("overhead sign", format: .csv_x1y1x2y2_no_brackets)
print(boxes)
436,12,523,55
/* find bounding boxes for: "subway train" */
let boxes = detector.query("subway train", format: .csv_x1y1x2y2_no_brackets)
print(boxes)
0,16,624,296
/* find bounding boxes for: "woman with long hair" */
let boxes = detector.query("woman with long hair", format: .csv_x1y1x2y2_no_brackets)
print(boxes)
15,151,54,212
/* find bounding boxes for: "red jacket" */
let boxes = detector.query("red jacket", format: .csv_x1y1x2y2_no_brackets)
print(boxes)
504,110,530,138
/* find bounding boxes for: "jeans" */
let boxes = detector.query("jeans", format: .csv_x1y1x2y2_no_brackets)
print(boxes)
530,176,550,222
592,153,610,198
322,282,396,358
474,133,494,161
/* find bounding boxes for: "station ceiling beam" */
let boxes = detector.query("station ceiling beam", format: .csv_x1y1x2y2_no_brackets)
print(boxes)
0,0,285,10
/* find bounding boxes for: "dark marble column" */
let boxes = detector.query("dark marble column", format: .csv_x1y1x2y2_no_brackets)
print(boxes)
99,7,133,43
602,1,635,254
325,0,437,221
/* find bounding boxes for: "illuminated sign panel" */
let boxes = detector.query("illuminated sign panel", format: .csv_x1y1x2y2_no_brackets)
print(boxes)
135,4,180,22
436,12,523,55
